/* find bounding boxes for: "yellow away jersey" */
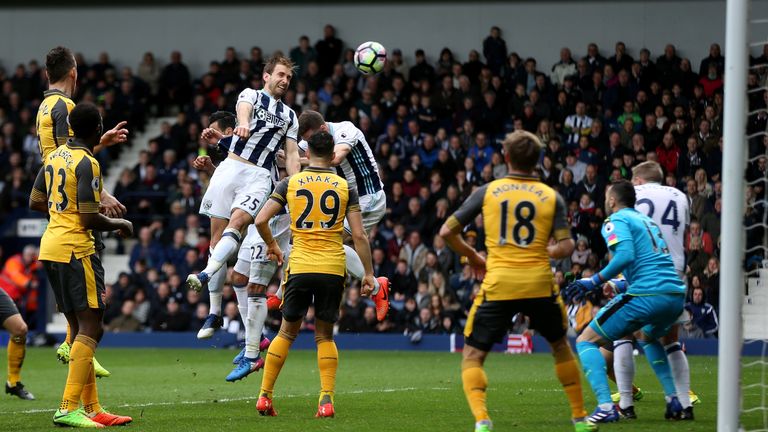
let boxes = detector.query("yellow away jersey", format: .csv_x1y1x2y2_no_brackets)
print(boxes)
31,141,102,262
270,167,360,276
36,89,75,159
445,174,570,300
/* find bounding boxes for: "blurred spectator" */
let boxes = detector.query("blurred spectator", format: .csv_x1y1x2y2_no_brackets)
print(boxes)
159,51,191,114
0,245,40,325
683,286,718,338
107,300,143,332
315,25,343,78
551,48,577,88
130,227,166,272
153,298,191,331
338,287,367,332
400,231,428,276
699,43,725,76
701,257,721,312
482,26,507,75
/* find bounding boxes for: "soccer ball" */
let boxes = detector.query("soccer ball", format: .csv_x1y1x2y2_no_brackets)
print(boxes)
354,41,387,75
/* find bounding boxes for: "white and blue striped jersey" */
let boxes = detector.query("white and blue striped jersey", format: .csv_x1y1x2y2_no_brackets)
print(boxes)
220,88,298,172
299,121,383,197
634,183,690,273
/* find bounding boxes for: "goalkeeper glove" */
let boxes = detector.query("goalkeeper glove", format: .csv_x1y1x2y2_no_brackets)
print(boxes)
564,274,602,303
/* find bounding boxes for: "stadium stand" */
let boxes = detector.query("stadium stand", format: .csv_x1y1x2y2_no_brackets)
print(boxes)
0,28,746,338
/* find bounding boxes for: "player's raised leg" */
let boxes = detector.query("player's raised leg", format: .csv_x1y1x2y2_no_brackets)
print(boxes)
2,293,34,400
190,216,229,339
343,243,389,320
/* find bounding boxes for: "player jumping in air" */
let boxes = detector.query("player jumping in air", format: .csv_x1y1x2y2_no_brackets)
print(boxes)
296,110,390,320
187,56,301,339
440,131,596,432
192,111,285,381
566,180,686,422
30,103,133,427
254,131,376,418
37,46,129,378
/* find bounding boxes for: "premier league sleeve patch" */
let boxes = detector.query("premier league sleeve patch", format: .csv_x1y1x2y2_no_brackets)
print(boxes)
603,221,620,246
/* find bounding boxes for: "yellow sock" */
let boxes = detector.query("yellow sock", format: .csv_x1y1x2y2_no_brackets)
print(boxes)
461,358,490,422
7,335,26,386
60,335,96,412
553,344,588,420
260,334,293,398
316,341,338,404
81,363,102,416
65,324,72,345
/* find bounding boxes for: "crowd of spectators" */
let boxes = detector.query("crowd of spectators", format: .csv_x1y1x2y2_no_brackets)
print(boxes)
4,23,766,338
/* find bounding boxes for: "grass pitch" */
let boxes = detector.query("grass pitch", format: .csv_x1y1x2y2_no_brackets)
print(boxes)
0,346,759,431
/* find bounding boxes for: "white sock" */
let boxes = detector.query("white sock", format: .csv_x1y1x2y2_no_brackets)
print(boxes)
203,228,241,275
275,286,283,300
246,296,268,359
614,340,635,409
343,244,379,294
234,284,248,321
206,254,227,316
209,292,222,317
666,342,692,408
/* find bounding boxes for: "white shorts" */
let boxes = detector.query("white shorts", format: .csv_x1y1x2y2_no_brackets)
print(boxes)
200,158,272,220
234,213,292,285
343,190,386,234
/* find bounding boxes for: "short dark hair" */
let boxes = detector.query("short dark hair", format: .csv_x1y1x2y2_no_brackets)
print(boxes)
307,130,334,159
68,102,102,139
503,131,542,172
46,46,75,83
210,111,236,131
298,110,325,138
608,180,637,208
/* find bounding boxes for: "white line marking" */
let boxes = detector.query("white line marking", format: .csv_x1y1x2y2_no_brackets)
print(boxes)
0,387,451,415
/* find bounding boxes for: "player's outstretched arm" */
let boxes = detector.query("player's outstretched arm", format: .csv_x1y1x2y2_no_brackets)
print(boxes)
80,213,133,238
234,102,253,139
95,121,129,154
99,189,127,218
348,210,375,295
254,199,285,265
192,155,216,175
284,138,301,175
330,144,352,166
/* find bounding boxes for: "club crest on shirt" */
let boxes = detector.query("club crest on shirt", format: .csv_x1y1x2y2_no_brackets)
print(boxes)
202,200,212,211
